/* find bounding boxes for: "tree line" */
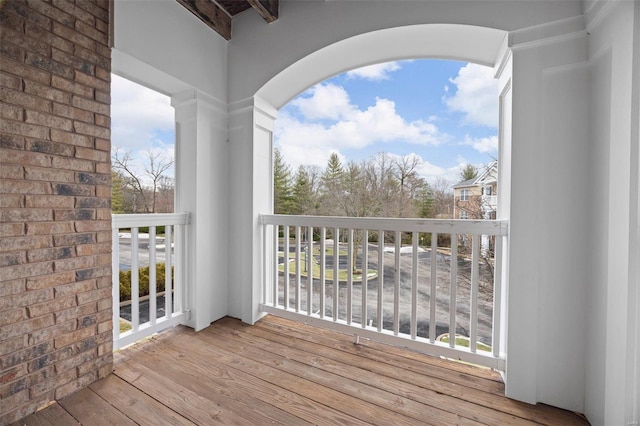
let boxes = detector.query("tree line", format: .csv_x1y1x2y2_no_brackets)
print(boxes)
274,148,454,220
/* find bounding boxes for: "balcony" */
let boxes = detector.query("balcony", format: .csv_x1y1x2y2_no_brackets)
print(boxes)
13,315,588,426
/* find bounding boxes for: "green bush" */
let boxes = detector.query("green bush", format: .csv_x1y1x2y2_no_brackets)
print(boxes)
119,263,174,302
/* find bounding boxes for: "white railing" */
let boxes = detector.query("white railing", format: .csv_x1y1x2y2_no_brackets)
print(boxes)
111,213,190,350
260,214,508,370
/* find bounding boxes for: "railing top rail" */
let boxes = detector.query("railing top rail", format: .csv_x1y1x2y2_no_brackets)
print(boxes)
112,212,191,229
261,214,508,236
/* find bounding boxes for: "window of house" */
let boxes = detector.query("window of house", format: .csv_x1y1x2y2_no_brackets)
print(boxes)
460,210,469,220
461,189,470,201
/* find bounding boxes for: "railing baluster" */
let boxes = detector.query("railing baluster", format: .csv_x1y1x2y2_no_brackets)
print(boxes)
347,228,353,325
320,227,326,318
273,224,278,307
449,233,457,348
411,231,418,340
394,231,400,335
284,225,290,310
295,226,301,312
377,229,384,332
131,228,140,332
333,227,339,321
175,223,183,314
362,229,368,329
307,226,313,316
111,225,120,347
149,226,157,326
165,225,172,318
492,235,504,357
429,232,437,343
470,234,480,352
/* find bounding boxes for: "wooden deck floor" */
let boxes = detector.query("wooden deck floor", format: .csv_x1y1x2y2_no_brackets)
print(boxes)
13,315,589,425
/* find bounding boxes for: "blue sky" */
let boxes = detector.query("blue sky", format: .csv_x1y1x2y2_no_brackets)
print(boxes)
111,59,498,185
274,59,499,183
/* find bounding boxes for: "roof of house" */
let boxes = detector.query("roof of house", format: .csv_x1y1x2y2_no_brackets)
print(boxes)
452,161,498,189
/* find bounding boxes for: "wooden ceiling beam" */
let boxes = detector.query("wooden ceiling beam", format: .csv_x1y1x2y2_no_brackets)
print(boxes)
247,0,278,23
177,0,232,40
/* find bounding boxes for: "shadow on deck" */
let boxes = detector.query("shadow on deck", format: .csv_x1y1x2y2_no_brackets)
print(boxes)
13,315,589,425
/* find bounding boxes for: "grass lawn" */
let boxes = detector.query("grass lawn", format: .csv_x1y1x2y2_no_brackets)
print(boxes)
278,251,377,282
439,334,492,352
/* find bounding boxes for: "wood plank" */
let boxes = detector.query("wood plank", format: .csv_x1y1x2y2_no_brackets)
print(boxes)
88,375,195,426
247,0,278,23
251,316,588,426
57,388,136,426
172,329,424,425
9,403,79,426
119,334,365,426
209,319,539,426
191,325,457,425
176,0,232,40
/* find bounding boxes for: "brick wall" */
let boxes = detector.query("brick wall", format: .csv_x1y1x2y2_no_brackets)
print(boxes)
0,0,113,423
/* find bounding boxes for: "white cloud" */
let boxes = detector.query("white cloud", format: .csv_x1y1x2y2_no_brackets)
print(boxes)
463,135,498,154
444,63,498,128
277,83,445,161
346,61,401,81
111,74,175,152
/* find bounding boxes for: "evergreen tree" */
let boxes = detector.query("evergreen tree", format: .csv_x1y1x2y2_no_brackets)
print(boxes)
273,147,293,214
292,166,314,215
459,164,478,182
111,169,125,214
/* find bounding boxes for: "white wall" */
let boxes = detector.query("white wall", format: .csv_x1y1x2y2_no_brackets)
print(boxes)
584,1,639,425
113,0,230,329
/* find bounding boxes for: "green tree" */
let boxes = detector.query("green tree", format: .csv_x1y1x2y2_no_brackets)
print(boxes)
319,152,345,216
292,165,315,215
111,169,125,213
273,147,294,214
459,164,478,182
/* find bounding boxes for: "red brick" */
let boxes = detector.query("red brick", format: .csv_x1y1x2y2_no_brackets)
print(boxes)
29,368,75,399
53,182,94,196
27,246,75,263
25,167,75,183
96,298,110,312
25,109,73,131
26,138,75,157
0,56,51,86
24,79,71,104
53,279,95,298
0,102,23,120
25,19,74,54
25,221,74,236
76,241,109,256
75,18,107,44
0,163,24,179
1,389,29,414
76,196,109,208
0,118,49,140
51,74,93,98
73,121,109,139
74,43,110,70
94,89,109,104
72,95,108,116
94,18,108,35
51,155,94,172
74,70,109,92
0,308,26,327
25,0,75,27
53,232,95,247
96,320,111,335
0,71,22,91
0,133,26,150
94,113,109,128
25,51,74,80
0,223,26,238
75,1,109,22
50,127,93,146
0,235,53,252
76,171,109,185
0,365,27,386
28,320,76,346
0,252,27,268
0,8,25,33
0,39,26,62
0,335,28,359
95,230,111,243
0,87,53,114
54,370,96,400
1,26,50,57
53,208,95,221
0,209,53,223
95,253,110,267
95,44,110,63
76,286,110,305
75,220,110,233
52,0,94,25
1,148,52,167
55,302,96,324
26,296,76,319
26,271,75,290
0,261,54,281
0,314,55,341
55,348,95,375
54,255,95,272
53,102,94,123
75,145,108,161
0,179,51,195
95,184,110,197
25,195,74,209
53,324,95,349
0,194,24,208
95,162,110,174
52,21,94,50
78,353,111,377
52,47,95,75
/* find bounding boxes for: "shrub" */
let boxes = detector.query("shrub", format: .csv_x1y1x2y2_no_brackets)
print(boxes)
119,263,174,302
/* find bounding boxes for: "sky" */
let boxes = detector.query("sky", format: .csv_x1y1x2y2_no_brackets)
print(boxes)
274,59,499,184
111,59,498,185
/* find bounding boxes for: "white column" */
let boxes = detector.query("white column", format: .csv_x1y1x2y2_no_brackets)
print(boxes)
228,97,277,324
172,89,229,331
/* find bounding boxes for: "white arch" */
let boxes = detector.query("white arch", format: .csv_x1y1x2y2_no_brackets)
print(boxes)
255,24,507,109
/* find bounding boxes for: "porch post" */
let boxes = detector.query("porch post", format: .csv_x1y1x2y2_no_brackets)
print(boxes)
172,89,229,331
228,97,277,324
